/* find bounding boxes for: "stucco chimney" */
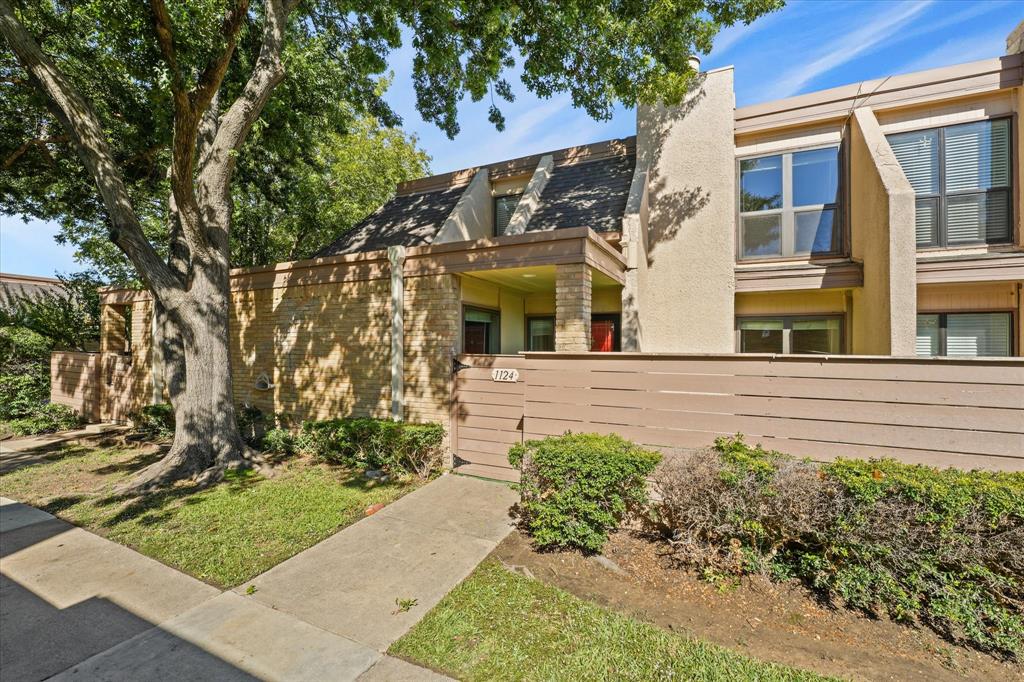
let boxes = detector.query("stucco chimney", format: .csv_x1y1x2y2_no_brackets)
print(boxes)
634,67,736,352
688,55,702,72
1007,20,1024,55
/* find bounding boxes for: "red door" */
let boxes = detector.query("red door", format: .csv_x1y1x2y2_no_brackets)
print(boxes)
591,319,615,352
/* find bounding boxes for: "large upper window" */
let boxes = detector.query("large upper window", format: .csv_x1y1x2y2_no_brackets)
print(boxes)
916,312,1012,357
494,194,522,236
738,146,842,259
887,118,1011,247
737,316,843,354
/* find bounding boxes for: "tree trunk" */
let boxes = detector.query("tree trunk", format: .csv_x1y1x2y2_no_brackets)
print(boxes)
121,264,255,492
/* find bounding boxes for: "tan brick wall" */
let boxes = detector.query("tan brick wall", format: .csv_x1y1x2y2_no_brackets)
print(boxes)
96,268,461,444
555,263,592,351
403,274,460,424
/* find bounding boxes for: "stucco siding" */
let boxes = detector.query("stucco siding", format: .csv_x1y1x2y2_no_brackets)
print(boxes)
635,67,736,352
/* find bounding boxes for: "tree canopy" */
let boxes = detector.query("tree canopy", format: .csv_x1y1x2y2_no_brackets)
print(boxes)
3,0,783,280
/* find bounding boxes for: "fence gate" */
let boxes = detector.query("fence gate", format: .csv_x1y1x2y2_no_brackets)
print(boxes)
451,354,527,481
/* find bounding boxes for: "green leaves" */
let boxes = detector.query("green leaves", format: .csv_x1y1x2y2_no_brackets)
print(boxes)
509,432,661,554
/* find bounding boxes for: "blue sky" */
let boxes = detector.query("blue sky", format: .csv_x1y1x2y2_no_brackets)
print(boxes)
1,0,1019,277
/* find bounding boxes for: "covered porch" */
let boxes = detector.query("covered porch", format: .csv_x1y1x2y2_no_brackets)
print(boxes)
403,226,627,354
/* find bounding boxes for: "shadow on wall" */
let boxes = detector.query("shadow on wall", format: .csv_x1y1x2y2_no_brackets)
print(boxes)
638,72,712,263
231,280,393,424
230,272,458,426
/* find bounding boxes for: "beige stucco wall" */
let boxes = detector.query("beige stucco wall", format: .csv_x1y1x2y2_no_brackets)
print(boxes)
735,289,848,316
635,67,736,352
850,107,917,355
433,169,493,243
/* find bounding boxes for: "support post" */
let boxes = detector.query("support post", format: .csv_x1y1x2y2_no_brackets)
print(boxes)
555,263,592,352
388,245,406,421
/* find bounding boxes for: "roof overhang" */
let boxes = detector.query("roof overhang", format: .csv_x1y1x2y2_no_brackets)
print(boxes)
99,227,625,304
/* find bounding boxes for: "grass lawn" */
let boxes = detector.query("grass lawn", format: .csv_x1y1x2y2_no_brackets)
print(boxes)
391,561,836,682
0,445,417,587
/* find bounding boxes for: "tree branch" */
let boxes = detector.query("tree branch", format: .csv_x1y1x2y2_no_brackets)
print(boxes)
199,0,294,217
2,134,67,169
0,0,183,299
192,0,250,112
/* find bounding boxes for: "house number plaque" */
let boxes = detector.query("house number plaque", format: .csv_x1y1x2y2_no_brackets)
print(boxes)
491,368,519,383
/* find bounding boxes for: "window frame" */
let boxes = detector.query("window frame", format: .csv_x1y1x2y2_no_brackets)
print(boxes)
461,304,501,354
735,314,845,355
886,116,1014,249
915,310,1015,357
525,314,556,352
736,142,845,262
493,192,523,237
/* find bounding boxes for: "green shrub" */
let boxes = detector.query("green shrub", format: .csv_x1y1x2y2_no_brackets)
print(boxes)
260,427,296,456
651,435,1024,658
508,432,662,554
0,325,53,420
130,403,175,440
4,402,81,437
296,417,444,478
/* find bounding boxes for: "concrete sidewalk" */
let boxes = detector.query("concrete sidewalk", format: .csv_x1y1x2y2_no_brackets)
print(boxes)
0,423,130,474
1,473,516,681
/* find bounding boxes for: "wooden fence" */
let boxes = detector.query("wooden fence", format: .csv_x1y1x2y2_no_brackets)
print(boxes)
452,353,1024,480
49,351,137,424
50,351,100,422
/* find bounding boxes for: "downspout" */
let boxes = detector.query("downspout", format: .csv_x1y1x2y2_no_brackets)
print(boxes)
388,245,406,421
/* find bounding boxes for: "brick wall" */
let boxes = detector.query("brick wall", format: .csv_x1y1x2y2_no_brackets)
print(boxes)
555,262,592,351
101,270,461,434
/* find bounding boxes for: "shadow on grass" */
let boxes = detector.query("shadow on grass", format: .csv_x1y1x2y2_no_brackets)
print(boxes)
92,447,167,475
96,469,264,528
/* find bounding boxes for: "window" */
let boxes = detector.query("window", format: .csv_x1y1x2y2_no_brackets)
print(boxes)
494,193,522,236
887,118,1012,247
916,312,1012,357
591,314,621,352
738,146,842,259
526,316,555,352
463,306,500,353
738,316,843,354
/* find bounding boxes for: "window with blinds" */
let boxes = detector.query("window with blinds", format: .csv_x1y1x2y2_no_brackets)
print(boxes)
887,118,1012,248
494,194,522,236
915,312,1012,357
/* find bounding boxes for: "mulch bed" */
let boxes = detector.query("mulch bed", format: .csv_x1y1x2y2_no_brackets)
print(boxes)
493,530,1019,682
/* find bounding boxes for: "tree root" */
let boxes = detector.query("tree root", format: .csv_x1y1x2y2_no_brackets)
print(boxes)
113,442,264,497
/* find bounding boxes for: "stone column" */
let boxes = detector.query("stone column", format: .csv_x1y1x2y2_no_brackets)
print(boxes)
555,263,592,352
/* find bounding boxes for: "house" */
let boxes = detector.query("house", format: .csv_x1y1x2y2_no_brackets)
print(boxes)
0,272,64,313
58,24,1024,474
309,33,1023,360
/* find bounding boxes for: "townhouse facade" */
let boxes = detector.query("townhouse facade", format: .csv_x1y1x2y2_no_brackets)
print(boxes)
298,27,1023,362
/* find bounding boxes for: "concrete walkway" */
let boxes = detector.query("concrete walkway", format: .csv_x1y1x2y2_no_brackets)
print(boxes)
0,423,130,474
1,474,517,681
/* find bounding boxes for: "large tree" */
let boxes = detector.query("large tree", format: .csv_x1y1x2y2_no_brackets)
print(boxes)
0,0,783,491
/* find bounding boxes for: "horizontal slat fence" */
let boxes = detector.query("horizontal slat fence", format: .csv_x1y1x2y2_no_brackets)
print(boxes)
452,355,528,481
454,353,1024,478
50,351,100,422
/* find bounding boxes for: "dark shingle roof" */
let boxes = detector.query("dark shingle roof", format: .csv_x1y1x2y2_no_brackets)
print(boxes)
315,185,464,256
315,148,635,256
528,153,635,232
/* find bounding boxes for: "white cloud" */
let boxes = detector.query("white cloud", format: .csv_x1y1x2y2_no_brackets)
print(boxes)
893,29,1008,75
763,0,934,99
